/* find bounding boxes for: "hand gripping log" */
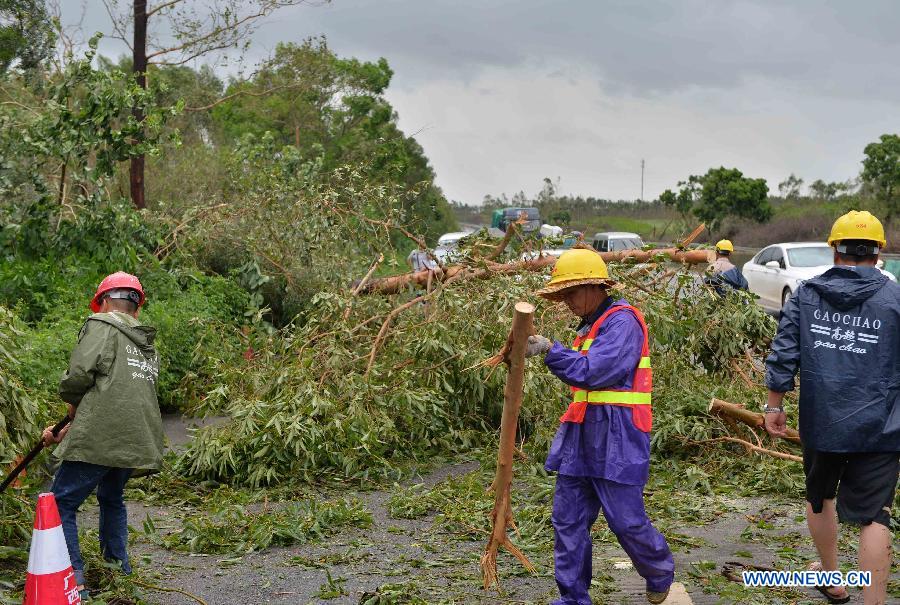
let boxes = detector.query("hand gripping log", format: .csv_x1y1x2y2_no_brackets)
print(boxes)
481,302,537,590
0,416,70,494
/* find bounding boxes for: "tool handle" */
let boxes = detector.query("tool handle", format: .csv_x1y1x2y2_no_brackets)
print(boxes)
0,416,71,494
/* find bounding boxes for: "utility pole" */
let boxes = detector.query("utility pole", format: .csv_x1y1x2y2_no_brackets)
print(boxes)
640,159,645,201
130,0,148,210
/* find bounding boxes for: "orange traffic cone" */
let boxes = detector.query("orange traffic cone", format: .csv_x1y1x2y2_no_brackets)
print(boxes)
23,493,81,605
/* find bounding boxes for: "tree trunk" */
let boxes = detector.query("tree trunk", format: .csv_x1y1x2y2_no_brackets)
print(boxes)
481,302,536,590
129,0,148,210
360,248,712,296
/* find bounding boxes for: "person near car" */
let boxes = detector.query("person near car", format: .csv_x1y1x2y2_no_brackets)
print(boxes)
41,272,163,601
764,210,899,605
406,241,443,298
710,239,736,273
407,241,439,272
525,248,675,605
706,239,748,293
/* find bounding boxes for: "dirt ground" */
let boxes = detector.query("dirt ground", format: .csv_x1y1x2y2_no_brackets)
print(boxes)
69,417,896,605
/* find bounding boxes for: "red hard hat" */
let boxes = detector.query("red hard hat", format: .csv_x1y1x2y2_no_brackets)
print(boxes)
90,272,145,313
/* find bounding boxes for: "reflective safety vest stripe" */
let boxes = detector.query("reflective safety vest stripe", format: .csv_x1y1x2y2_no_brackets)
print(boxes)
571,390,652,405
559,304,653,432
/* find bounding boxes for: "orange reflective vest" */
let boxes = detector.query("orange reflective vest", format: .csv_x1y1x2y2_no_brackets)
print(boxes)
559,304,653,432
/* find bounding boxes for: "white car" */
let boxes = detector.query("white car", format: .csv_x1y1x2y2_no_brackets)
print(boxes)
434,231,474,263
743,242,897,312
437,231,472,247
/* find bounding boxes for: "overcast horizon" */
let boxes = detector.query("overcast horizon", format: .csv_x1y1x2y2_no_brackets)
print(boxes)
62,1,900,205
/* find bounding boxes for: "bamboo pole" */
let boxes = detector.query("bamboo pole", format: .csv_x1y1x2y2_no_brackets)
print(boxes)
709,398,801,444
360,248,712,296
481,302,537,590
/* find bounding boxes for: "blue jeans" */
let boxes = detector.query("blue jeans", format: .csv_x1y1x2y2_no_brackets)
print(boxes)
50,461,133,585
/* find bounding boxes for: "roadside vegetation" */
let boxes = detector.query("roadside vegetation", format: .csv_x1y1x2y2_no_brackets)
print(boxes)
1,3,898,603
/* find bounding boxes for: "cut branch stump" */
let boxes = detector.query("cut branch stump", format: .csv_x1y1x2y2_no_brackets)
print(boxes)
481,302,537,590
709,398,801,444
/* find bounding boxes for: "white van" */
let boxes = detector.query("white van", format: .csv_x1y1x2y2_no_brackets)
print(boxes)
591,232,644,252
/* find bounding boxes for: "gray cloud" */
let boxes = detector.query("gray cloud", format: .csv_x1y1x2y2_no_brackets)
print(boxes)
259,0,900,100
61,1,900,205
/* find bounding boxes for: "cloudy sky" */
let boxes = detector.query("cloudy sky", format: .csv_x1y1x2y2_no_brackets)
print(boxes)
63,1,899,204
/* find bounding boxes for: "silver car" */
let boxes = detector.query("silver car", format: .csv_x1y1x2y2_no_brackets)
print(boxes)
591,232,644,252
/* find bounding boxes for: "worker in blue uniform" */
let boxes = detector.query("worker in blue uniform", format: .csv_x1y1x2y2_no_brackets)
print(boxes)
527,248,675,604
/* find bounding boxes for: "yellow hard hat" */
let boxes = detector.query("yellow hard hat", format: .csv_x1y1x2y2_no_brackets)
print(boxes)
715,239,734,253
535,248,614,299
827,210,886,248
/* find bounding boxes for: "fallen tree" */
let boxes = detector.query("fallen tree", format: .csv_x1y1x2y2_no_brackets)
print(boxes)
359,248,713,295
176,252,784,489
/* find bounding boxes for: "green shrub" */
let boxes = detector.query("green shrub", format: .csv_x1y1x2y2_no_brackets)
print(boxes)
0,305,43,548
0,306,40,462
2,257,249,412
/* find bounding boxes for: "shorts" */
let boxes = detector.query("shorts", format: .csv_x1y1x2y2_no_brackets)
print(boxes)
803,447,900,527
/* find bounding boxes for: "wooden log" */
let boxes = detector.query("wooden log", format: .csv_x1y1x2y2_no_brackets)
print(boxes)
709,398,801,444
360,248,712,295
481,302,536,590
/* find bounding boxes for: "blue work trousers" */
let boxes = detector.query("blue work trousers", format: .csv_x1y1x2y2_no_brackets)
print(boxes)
552,474,674,604
50,461,133,585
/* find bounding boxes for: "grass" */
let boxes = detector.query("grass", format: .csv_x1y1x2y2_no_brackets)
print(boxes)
579,216,672,240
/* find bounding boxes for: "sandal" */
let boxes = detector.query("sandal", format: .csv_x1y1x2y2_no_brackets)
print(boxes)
807,562,850,604
814,584,850,604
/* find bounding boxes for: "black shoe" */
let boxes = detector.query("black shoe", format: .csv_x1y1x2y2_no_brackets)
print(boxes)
646,586,670,604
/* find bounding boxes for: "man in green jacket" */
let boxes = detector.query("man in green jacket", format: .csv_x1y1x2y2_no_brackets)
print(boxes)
42,272,163,599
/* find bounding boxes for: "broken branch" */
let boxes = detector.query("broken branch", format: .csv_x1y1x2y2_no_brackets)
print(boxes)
481,302,537,590
693,436,802,463
680,223,707,248
709,398,801,444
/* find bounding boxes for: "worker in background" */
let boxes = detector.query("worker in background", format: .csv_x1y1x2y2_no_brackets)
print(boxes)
764,211,898,605
406,240,440,273
705,239,748,293
42,272,163,602
710,239,736,273
526,249,674,605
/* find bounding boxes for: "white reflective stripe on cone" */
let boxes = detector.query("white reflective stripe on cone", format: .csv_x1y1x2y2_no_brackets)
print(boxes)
26,526,72,575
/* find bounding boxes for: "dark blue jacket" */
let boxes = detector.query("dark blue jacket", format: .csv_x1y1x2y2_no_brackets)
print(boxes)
766,266,900,452
719,267,749,291
704,267,749,295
